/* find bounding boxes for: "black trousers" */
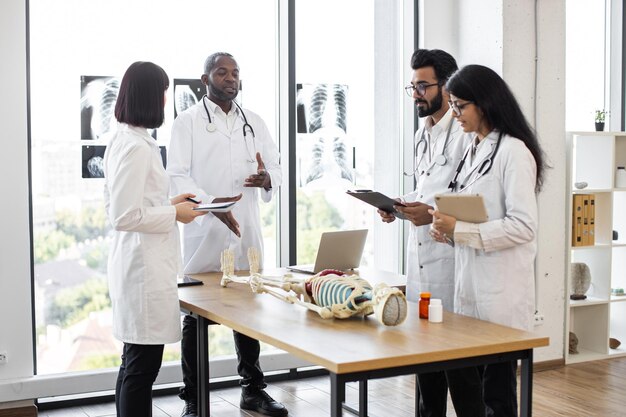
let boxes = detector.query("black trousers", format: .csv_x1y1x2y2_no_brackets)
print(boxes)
179,314,265,402
115,342,164,417
417,367,485,417
483,360,518,417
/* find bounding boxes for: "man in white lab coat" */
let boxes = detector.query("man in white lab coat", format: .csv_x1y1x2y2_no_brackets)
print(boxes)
167,53,286,417
380,49,484,417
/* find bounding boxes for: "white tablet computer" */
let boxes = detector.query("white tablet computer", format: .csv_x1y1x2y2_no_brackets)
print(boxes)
434,194,488,223
192,201,237,212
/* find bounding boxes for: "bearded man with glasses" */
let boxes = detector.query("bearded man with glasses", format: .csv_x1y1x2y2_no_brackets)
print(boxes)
379,49,483,417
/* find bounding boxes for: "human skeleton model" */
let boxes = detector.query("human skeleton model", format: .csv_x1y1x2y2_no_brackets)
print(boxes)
220,248,408,326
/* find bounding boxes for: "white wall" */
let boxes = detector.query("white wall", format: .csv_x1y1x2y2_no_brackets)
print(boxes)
0,0,35,383
422,0,566,362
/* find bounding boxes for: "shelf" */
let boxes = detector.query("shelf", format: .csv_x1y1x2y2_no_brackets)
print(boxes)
570,297,609,307
572,188,613,194
571,244,611,250
608,347,626,357
566,348,609,364
566,132,626,365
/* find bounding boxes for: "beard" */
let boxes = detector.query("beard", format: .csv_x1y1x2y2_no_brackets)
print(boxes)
207,83,238,102
415,87,443,118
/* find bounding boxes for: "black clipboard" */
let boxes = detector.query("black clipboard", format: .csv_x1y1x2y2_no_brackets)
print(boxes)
346,190,407,220
177,275,204,287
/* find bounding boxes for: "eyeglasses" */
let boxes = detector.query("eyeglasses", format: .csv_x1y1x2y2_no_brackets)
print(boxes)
449,100,474,116
404,82,440,97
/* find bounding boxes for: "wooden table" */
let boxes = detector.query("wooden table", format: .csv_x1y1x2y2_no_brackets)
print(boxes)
178,269,549,417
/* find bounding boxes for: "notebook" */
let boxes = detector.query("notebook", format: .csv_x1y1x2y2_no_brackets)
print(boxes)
287,229,368,274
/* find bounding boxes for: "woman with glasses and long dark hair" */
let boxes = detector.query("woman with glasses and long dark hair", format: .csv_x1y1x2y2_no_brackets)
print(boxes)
429,64,546,417
103,61,209,417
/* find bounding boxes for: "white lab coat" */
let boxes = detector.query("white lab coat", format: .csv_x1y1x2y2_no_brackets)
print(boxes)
103,124,182,345
452,131,537,331
405,109,467,310
167,100,281,273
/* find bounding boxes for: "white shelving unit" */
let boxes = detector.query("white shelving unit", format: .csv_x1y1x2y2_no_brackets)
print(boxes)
566,132,626,364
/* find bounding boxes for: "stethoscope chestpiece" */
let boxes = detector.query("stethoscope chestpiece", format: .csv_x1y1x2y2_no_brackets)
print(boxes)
206,123,216,133
433,154,447,166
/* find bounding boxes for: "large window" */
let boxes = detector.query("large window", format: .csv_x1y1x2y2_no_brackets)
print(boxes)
25,0,411,399
295,0,405,268
30,0,278,375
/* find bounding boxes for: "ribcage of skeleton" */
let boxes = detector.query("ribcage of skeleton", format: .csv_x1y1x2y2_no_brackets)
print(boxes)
310,276,372,311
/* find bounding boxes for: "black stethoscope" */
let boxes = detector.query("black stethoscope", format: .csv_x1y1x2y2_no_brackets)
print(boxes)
201,94,257,162
403,119,453,177
448,131,503,192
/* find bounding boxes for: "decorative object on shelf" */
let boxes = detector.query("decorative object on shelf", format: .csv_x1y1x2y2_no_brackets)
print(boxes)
595,109,607,131
611,287,624,296
613,230,619,241
616,166,626,188
609,337,621,349
569,332,579,354
570,262,592,300
572,194,595,246
574,181,588,190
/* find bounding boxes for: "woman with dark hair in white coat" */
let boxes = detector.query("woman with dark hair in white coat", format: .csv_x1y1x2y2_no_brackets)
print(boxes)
429,64,546,417
103,61,214,417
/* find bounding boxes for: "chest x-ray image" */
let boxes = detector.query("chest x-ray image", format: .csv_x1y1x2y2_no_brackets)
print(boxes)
80,76,121,140
82,145,167,178
173,78,205,118
297,83,354,188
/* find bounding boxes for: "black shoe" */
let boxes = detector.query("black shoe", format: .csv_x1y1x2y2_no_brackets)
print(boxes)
240,388,288,416
180,400,198,417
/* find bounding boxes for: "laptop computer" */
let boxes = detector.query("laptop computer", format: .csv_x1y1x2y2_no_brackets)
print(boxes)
287,229,368,274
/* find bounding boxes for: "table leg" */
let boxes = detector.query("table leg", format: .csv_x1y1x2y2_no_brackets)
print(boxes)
197,316,210,417
358,379,368,416
415,374,420,416
330,373,345,417
519,349,533,417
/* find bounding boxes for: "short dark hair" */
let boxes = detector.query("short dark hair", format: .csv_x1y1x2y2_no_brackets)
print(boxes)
203,52,235,74
446,64,546,191
114,61,169,129
410,49,458,83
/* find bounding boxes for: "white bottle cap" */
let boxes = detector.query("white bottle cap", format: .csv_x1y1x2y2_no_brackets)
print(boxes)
430,299,442,305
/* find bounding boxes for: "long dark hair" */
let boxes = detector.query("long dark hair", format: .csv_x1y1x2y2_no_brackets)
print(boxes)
115,61,169,129
446,65,546,191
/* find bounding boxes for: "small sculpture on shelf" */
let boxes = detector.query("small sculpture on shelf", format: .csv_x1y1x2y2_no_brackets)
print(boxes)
220,248,408,327
574,181,588,190
609,337,621,350
569,332,579,354
570,262,592,300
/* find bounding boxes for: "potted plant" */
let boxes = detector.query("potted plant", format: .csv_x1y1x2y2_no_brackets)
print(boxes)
595,109,607,131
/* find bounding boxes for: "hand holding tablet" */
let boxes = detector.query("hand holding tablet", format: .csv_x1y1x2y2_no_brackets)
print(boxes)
346,190,407,220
